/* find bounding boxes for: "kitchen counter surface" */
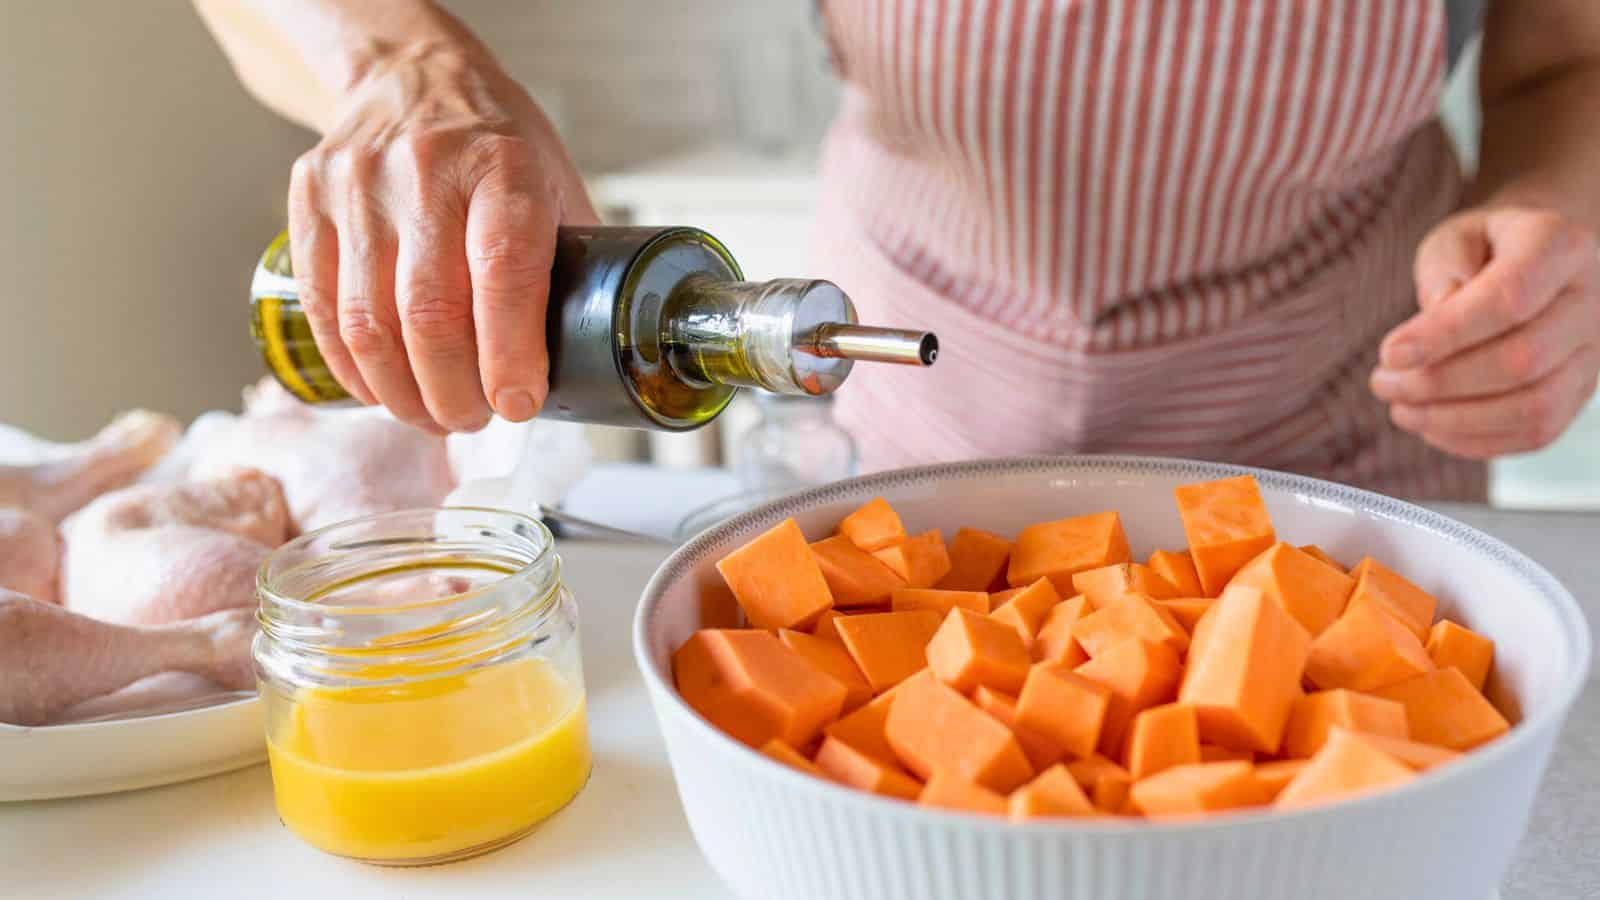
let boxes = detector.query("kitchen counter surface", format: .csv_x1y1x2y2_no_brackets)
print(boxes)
1,492,1594,900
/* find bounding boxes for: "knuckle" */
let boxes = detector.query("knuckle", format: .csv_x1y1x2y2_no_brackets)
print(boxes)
401,293,474,345
338,306,397,358
1499,334,1544,383
468,234,543,286
1494,268,1538,324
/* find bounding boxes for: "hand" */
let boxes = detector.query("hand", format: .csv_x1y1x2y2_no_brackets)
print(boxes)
289,42,597,433
1371,206,1600,459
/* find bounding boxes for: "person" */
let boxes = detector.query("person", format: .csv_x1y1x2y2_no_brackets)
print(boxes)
195,0,1600,500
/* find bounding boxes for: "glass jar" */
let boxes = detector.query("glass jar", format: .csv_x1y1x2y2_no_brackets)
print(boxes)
736,393,859,495
254,508,589,866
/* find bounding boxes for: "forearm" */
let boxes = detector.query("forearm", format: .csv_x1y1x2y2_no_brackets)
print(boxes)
192,0,492,133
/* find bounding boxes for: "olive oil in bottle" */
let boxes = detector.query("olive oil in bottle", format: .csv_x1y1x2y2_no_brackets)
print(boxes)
251,226,937,431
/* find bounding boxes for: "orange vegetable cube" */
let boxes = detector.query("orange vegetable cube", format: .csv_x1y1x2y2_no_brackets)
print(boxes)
1070,592,1190,657
814,736,921,800
1174,475,1277,596
834,610,944,693
1147,549,1205,597
1426,620,1494,692
1282,689,1408,759
1304,600,1434,692
1355,732,1465,771
1274,728,1416,810
1007,511,1131,592
871,530,953,588
926,608,1032,694
1198,744,1253,763
1067,754,1131,792
1129,761,1267,817
1077,638,1183,757
760,739,821,775
937,528,1013,591
1008,764,1098,820
673,629,848,748
918,772,1007,816
1016,662,1113,760
822,686,903,766
1178,585,1311,754
715,518,835,630
778,628,874,713
1124,703,1201,779
810,535,906,609
1254,759,1308,798
1227,542,1356,636
885,671,1035,792
1033,594,1092,665
1092,773,1134,814
1346,558,1438,641
810,609,847,644
1157,598,1213,633
891,587,990,616
972,686,1068,771
837,496,906,552
1072,563,1179,609
1298,544,1346,572
988,577,1063,644
1370,667,1510,751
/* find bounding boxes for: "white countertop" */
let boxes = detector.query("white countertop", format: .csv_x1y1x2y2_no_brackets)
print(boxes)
2,484,1595,900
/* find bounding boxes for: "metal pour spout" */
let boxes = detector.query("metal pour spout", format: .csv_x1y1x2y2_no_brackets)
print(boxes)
803,324,939,367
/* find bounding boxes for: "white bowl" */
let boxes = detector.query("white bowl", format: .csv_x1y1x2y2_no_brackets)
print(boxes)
633,457,1591,900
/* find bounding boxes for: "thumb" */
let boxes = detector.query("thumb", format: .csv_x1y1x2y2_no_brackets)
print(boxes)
1411,210,1490,312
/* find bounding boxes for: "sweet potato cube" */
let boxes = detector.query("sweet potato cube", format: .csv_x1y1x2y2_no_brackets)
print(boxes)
1007,511,1131,592
871,530,953,588
1356,732,1464,771
1199,744,1253,763
1125,703,1201,780
891,587,990,617
1426,620,1494,692
1157,598,1213,633
1282,689,1408,759
886,671,1035,792
1067,753,1131,791
1077,638,1183,757
937,528,1013,591
1178,585,1312,754
1227,542,1356,636
1370,667,1510,750
779,628,874,713
1346,558,1438,641
918,772,1007,816
1274,728,1416,810
1129,761,1267,817
1033,594,1092,665
822,686,903,766
760,739,821,775
989,577,1062,644
1147,549,1205,597
1299,545,1346,572
811,609,847,644
1008,764,1098,820
810,535,906,609
972,686,1068,771
1071,592,1190,657
1173,475,1277,596
834,610,944,694
814,736,921,800
1254,759,1308,798
715,518,835,630
1092,773,1133,814
673,629,848,748
1016,662,1113,760
926,608,1032,694
837,496,906,551
1072,563,1179,609
1304,600,1434,692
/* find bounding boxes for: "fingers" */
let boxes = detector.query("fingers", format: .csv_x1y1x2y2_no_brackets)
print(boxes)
1382,211,1594,370
1371,284,1599,403
288,158,372,404
466,139,556,422
1410,210,1488,314
1389,344,1600,459
396,208,491,432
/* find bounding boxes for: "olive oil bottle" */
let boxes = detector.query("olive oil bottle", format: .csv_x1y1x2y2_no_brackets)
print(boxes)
251,226,937,431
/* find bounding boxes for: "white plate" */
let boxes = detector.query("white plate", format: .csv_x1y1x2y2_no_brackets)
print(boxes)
0,693,263,802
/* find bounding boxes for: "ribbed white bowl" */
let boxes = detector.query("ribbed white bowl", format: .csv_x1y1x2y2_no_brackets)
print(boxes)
633,457,1590,900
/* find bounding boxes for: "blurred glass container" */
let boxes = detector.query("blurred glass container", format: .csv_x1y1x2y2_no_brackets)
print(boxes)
737,392,858,495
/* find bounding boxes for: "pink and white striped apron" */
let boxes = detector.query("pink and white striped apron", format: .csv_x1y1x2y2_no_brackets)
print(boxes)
812,0,1488,500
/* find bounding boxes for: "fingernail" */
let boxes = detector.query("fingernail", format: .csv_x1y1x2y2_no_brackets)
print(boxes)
1389,404,1424,429
1369,368,1403,399
494,389,538,422
1383,339,1425,370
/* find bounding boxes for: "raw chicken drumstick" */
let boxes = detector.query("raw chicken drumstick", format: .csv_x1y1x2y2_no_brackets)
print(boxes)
0,508,60,603
0,410,179,523
63,469,290,625
0,589,256,726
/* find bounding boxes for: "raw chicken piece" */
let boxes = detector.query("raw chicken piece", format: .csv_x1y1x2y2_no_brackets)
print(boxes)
0,411,179,523
191,378,455,533
52,672,248,724
0,508,60,604
63,469,290,625
0,589,256,726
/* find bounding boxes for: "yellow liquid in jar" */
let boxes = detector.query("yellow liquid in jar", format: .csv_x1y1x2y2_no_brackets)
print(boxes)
265,657,591,864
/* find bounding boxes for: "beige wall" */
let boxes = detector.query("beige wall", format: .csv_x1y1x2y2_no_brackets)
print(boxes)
0,0,830,440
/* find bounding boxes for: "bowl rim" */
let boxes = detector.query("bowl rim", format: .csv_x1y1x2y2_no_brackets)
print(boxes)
632,454,1593,833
